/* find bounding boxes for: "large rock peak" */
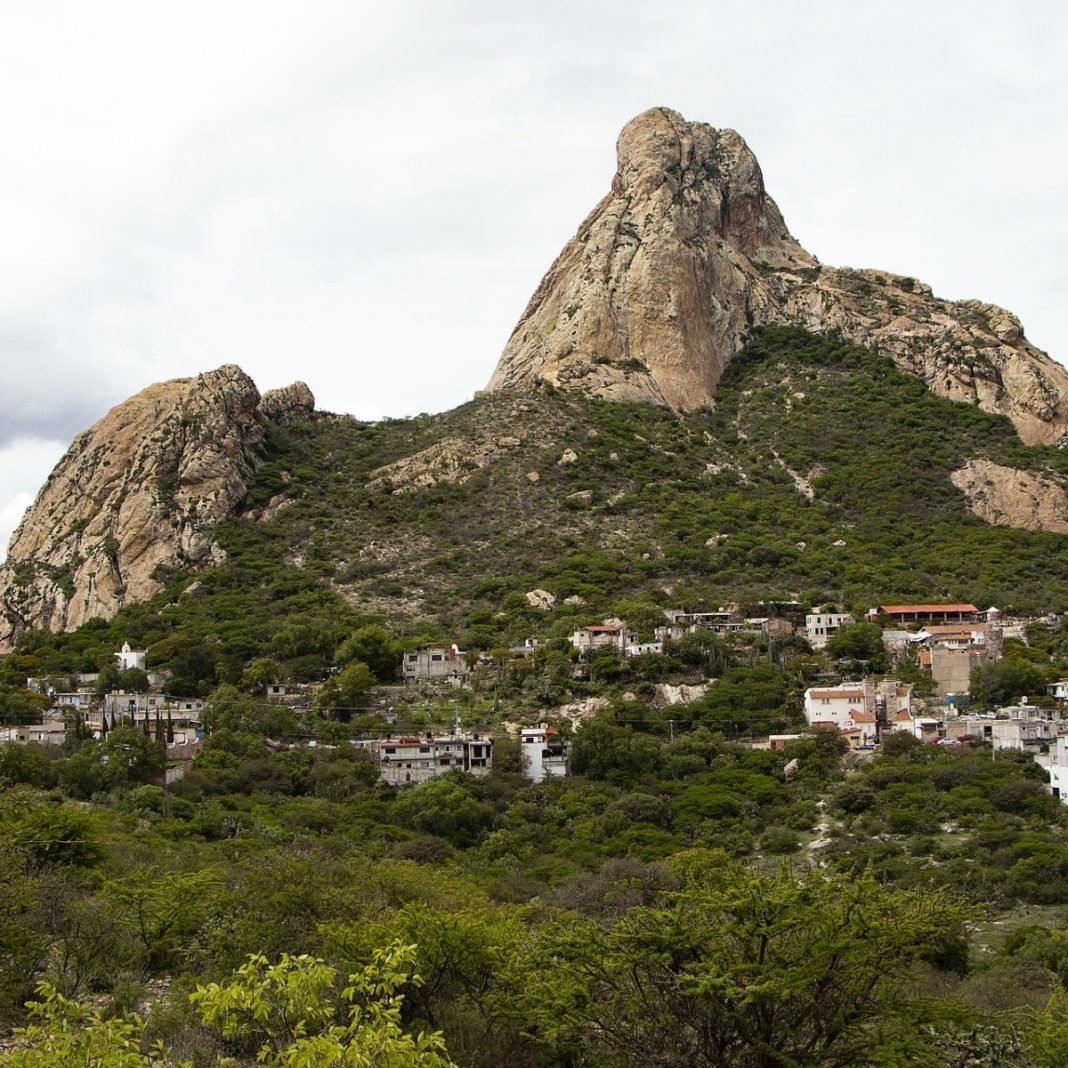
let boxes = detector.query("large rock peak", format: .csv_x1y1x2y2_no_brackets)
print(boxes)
487,107,1068,444
0,366,315,649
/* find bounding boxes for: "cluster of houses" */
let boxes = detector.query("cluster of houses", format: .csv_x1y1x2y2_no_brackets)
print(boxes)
7,601,1068,800
3,643,208,751
2,640,573,789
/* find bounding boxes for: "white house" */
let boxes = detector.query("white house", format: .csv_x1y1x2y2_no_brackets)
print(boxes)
804,684,875,745
0,723,66,746
115,642,147,672
803,679,913,746
367,733,492,786
1040,737,1068,803
805,612,853,650
572,622,638,653
1048,680,1068,702
519,726,570,782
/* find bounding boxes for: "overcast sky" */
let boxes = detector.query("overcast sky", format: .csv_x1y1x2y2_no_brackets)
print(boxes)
2,0,1066,557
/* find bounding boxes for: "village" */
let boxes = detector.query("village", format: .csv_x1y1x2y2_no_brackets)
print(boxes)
5,600,1068,802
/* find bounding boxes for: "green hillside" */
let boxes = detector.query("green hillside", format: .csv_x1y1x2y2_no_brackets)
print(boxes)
6,326,1068,686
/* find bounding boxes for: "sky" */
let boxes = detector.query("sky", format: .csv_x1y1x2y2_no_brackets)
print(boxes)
2,1,1066,557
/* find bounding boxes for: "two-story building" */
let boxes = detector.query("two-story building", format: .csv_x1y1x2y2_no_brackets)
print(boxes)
402,645,469,686
572,622,638,653
367,733,493,786
803,679,913,746
805,611,854,650
519,726,570,782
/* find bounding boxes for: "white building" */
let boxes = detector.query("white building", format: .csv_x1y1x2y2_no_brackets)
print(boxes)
1048,680,1068,702
0,723,66,746
624,641,663,658
804,684,874,744
115,642,147,672
803,679,913,747
519,726,570,782
1039,737,1068,803
572,622,638,653
657,609,743,642
805,612,853,650
367,733,492,786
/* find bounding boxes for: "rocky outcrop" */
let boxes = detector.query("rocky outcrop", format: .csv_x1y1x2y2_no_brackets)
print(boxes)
0,366,315,649
486,106,1068,445
260,382,315,425
950,459,1068,532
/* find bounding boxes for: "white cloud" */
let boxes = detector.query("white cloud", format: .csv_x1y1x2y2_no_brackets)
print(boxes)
0,439,67,562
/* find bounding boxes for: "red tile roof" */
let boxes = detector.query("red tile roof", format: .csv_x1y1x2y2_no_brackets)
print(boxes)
809,689,865,699
880,604,978,614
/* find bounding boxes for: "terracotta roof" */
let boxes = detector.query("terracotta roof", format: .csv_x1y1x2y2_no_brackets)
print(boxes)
850,711,877,723
880,604,978,614
809,689,865,699
924,623,987,635
891,710,914,722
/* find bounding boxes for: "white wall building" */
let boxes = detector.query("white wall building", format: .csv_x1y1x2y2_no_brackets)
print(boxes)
803,679,913,746
115,642,147,671
1040,737,1068,803
805,613,853,650
519,726,569,782
572,623,638,653
0,723,66,746
368,733,492,786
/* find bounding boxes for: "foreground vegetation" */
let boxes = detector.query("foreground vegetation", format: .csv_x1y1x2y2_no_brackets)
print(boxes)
5,706,1068,1065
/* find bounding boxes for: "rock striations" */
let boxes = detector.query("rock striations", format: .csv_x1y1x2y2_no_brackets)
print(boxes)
486,106,1068,446
0,366,313,649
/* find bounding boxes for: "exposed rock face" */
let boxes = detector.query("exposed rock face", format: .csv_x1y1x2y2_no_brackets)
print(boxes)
0,366,314,649
259,382,315,425
951,459,1068,532
487,106,1068,445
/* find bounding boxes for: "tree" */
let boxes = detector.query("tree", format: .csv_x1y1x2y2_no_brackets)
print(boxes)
318,661,376,721
826,623,888,672
570,720,663,785
335,625,403,682
0,685,51,725
0,983,171,1067
190,945,457,1067
392,777,495,847
970,657,1047,708
2,946,458,1068
239,657,282,695
206,684,296,737
517,850,973,1067
98,726,164,789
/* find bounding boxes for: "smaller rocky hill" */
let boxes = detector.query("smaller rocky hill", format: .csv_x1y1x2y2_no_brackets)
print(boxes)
0,366,313,649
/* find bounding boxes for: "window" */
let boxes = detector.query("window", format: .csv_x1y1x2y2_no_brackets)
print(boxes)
431,654,443,662
407,654,417,662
